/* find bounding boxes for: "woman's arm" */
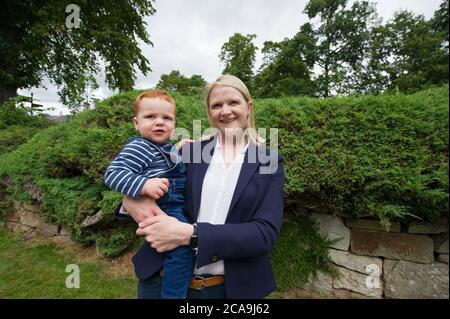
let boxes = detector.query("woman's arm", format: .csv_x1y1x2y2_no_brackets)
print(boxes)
122,196,166,224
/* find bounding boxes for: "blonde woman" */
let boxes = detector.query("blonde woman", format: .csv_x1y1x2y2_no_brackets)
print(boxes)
119,75,285,299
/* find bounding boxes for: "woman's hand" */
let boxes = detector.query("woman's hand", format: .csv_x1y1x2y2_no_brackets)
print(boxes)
122,196,166,224
136,215,193,253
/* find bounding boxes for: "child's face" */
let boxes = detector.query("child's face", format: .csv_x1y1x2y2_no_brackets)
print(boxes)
134,97,176,144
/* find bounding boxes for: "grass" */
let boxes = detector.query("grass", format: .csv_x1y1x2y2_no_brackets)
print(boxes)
0,229,137,298
0,213,334,299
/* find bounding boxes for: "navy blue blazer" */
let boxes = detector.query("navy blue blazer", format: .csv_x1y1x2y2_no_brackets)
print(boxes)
124,136,285,299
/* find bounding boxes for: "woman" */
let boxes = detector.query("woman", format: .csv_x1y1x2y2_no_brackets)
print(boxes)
120,74,285,299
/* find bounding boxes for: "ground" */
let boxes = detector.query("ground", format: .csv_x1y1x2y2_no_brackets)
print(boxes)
0,228,321,299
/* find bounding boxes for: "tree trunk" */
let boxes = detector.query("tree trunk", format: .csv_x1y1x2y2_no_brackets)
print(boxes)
0,85,17,106
324,64,329,98
0,1,19,106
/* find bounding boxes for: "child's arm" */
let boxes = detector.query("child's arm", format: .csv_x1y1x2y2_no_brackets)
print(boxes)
104,141,153,198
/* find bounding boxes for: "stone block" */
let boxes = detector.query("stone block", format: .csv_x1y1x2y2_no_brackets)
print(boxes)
305,271,333,294
333,265,383,298
19,210,41,228
346,218,400,232
351,229,434,263
80,210,110,228
332,288,371,299
433,234,449,254
408,221,448,234
384,259,449,299
329,249,382,275
5,211,20,223
310,213,350,250
22,202,41,213
37,222,59,236
6,221,31,233
437,254,449,264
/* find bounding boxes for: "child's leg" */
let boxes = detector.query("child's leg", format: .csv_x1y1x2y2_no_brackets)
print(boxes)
160,210,194,299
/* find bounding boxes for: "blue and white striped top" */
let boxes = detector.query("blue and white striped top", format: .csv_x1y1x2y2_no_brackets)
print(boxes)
104,137,178,198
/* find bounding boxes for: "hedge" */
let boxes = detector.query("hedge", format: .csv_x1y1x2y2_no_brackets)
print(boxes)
0,86,448,256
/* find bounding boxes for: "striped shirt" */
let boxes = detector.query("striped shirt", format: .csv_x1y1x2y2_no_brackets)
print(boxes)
104,137,178,198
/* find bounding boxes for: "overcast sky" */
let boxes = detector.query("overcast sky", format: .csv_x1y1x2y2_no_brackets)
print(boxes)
19,0,443,115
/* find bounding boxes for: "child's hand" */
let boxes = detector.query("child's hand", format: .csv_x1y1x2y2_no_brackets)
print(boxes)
141,178,169,199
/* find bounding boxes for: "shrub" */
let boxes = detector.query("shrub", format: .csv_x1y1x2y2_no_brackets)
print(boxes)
0,97,52,155
0,86,447,257
95,223,139,258
0,125,45,155
271,215,336,290
256,86,449,225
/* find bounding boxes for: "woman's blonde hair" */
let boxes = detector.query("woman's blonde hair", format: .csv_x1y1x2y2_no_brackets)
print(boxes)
204,74,264,145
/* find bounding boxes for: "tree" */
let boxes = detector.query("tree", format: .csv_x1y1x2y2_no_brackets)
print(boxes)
381,10,448,93
0,0,156,109
156,70,206,95
351,23,392,94
432,0,449,49
219,33,257,89
304,0,378,96
339,0,448,94
254,24,317,98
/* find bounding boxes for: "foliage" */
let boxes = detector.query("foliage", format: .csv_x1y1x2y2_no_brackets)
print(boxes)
156,70,206,96
0,90,206,256
256,86,449,226
0,97,52,156
381,10,449,94
253,0,448,97
0,125,45,156
271,216,335,291
303,0,379,97
0,0,156,109
254,24,317,98
219,33,258,89
432,0,449,49
0,96,50,129
0,86,447,256
95,223,139,258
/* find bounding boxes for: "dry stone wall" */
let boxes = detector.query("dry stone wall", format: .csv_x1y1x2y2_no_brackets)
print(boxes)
306,212,449,299
3,201,448,299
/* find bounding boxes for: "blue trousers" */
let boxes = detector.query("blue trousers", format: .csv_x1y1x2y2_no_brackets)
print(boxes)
137,272,227,299
157,191,194,299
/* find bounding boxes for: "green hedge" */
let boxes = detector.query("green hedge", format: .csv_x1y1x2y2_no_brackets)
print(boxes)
256,86,449,226
0,86,448,258
0,125,46,156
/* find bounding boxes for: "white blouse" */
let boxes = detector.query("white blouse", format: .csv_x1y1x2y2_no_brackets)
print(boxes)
194,138,248,276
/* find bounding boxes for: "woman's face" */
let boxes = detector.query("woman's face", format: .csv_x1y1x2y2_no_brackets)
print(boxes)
207,85,252,136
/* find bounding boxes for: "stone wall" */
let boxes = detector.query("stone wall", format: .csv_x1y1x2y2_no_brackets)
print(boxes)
306,212,449,299
3,201,448,299
4,202,71,243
